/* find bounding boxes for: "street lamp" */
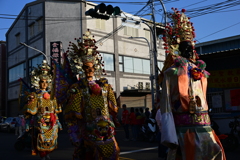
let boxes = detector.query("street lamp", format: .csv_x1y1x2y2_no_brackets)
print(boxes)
20,42,50,64
128,36,155,110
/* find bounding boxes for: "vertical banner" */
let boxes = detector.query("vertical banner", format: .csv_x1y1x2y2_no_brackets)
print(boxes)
50,41,62,64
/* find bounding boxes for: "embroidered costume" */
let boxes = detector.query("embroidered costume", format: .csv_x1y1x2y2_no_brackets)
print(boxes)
57,30,120,160
23,60,62,159
159,8,226,160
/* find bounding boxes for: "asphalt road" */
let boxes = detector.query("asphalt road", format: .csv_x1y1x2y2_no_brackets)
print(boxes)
0,127,239,160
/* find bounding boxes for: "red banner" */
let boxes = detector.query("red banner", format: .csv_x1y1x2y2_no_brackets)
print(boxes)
208,68,240,88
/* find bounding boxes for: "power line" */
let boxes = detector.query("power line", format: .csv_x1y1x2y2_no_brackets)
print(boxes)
197,21,240,41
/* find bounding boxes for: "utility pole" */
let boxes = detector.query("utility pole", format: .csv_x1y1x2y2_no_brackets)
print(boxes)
150,0,159,108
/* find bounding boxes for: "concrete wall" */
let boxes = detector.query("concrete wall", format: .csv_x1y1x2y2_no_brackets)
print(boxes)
7,12,26,52
45,1,82,58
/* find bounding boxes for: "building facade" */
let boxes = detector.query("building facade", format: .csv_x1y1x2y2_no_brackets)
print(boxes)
196,35,240,133
6,0,165,116
0,41,6,116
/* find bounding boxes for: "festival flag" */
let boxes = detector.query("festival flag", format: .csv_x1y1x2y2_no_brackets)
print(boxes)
18,78,32,109
52,60,70,104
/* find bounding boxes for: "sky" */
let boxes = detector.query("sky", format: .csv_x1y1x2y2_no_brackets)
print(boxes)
0,0,240,43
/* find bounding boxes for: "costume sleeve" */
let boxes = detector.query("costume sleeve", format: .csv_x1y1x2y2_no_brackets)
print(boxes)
160,72,179,148
64,83,83,120
107,84,118,113
64,83,83,144
107,84,120,127
155,109,162,132
24,92,38,115
53,97,62,114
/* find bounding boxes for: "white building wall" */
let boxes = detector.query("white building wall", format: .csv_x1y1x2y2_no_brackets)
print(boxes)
7,13,26,52
45,1,82,58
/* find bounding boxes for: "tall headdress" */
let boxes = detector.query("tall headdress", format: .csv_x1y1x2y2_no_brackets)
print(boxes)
30,60,52,90
162,8,197,59
66,29,105,79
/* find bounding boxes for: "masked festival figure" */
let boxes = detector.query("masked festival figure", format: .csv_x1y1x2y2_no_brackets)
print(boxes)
64,30,120,160
159,8,226,160
24,60,62,160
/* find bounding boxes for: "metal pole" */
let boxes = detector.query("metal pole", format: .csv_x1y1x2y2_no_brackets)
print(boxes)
128,36,154,108
159,0,167,27
150,0,159,109
159,0,167,59
20,42,53,64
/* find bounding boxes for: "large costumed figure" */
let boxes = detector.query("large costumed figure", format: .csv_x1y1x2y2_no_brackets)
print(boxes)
159,8,226,160
23,60,62,160
55,30,120,160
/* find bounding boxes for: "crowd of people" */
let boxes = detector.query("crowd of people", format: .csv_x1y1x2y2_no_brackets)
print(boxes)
15,114,25,137
121,104,158,142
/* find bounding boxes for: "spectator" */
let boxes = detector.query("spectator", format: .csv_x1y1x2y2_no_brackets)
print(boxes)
15,115,22,136
139,108,146,126
129,107,137,141
144,108,150,120
121,104,130,141
135,108,141,139
20,116,26,133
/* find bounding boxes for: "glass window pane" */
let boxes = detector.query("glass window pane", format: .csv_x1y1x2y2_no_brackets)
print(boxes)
119,56,123,63
9,63,25,83
158,61,164,71
29,55,44,72
101,53,114,71
143,59,150,74
124,57,133,73
133,58,142,74
119,64,123,72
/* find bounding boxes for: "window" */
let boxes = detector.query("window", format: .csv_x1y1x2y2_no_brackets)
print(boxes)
29,55,44,72
158,61,164,71
15,33,20,46
29,23,35,37
37,17,43,33
119,56,123,72
9,63,25,83
96,19,106,30
143,59,150,74
101,53,114,71
124,26,138,37
133,58,142,74
124,56,150,74
124,57,133,73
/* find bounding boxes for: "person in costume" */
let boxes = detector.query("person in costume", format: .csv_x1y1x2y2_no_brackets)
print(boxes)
63,30,120,160
24,60,62,160
159,8,226,160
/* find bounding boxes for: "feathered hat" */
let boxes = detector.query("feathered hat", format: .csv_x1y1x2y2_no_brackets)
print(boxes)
66,29,105,79
30,60,52,90
162,8,198,60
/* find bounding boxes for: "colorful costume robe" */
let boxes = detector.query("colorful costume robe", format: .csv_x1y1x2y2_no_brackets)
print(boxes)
160,57,226,160
24,91,62,157
64,78,120,160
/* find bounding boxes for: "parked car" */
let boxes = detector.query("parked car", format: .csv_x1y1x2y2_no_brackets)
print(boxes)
0,116,7,123
0,117,17,132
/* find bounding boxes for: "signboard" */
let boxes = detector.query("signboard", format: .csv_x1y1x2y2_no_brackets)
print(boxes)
224,88,240,111
50,41,62,64
212,95,222,108
208,68,240,88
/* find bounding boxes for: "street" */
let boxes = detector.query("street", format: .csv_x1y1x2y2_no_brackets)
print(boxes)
0,127,239,160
